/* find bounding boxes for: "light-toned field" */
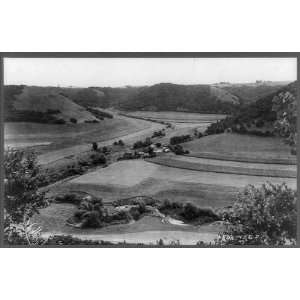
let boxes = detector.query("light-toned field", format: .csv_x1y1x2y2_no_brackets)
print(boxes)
182,133,296,164
34,157,296,244
148,155,296,178
50,160,296,208
37,118,165,165
69,160,296,190
5,116,150,151
123,111,226,123
34,208,221,244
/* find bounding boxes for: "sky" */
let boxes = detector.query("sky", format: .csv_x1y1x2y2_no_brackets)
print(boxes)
4,57,297,87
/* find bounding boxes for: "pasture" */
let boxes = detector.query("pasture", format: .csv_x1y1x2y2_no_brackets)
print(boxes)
123,111,226,123
147,155,297,178
4,115,151,154
182,133,296,164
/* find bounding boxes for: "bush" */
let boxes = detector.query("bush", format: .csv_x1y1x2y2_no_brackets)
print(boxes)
169,144,188,155
55,193,82,204
180,202,218,222
4,149,47,223
92,142,98,151
170,134,191,145
90,153,106,165
70,118,77,124
217,183,297,246
54,119,66,124
133,137,152,149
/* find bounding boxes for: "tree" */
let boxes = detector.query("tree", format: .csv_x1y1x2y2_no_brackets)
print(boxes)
4,149,47,224
217,183,297,246
272,91,297,154
92,142,98,151
70,117,77,124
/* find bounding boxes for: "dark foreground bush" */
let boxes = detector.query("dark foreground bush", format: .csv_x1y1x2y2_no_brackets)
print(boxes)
158,200,219,224
216,183,297,246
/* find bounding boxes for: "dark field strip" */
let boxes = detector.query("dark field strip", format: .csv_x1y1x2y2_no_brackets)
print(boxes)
147,157,296,178
186,152,296,165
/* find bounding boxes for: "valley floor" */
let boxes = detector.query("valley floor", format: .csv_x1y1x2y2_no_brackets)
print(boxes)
6,110,296,245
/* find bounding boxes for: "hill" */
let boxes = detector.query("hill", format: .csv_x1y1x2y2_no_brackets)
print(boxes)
205,81,297,153
60,87,108,108
3,85,105,124
216,81,288,104
4,82,291,123
119,83,239,113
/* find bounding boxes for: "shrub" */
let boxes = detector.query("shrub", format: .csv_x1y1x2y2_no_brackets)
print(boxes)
170,134,191,145
80,211,103,228
169,144,187,155
217,183,297,246
54,119,66,124
70,118,77,124
4,149,47,223
55,193,82,204
133,137,152,149
92,142,98,151
90,153,106,165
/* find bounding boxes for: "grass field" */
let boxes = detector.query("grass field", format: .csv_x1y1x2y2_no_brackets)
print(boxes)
47,160,296,208
33,157,296,244
25,113,297,245
123,111,226,123
33,208,221,244
147,155,296,178
182,133,296,164
5,116,149,151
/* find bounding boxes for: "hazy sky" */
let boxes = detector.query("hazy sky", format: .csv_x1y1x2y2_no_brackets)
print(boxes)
4,57,297,87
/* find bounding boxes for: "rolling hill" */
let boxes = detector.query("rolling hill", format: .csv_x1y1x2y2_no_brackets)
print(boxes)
4,81,292,124
4,85,104,124
205,81,297,151
216,81,289,104
118,83,240,113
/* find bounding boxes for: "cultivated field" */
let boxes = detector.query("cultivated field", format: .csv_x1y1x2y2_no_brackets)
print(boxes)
147,155,297,178
5,116,149,151
182,133,296,164
123,111,226,123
